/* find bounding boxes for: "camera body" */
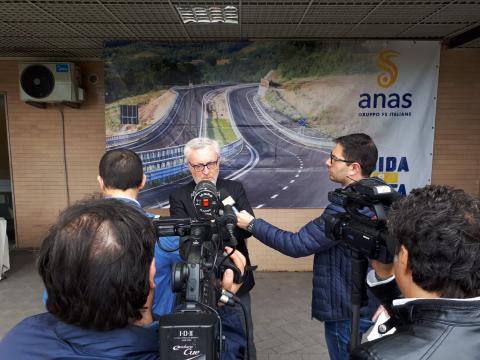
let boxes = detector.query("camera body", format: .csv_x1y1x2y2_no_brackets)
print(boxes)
155,181,241,360
323,177,401,264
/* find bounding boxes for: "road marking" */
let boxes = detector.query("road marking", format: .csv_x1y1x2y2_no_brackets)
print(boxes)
256,204,265,208
295,174,299,177
290,180,295,183
271,194,279,199
282,186,288,190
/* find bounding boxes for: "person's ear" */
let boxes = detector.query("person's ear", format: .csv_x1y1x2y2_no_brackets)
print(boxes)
148,259,156,290
97,176,106,192
350,162,362,177
398,245,409,273
139,175,147,191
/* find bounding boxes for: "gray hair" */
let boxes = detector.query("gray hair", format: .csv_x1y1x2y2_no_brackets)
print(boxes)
184,138,220,160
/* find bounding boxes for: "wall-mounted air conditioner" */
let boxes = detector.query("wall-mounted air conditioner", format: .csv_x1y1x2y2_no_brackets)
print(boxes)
19,62,84,103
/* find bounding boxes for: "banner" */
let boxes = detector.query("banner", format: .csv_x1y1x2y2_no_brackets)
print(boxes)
104,40,440,208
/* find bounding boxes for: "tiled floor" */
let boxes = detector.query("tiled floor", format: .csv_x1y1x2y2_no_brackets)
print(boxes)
0,250,329,359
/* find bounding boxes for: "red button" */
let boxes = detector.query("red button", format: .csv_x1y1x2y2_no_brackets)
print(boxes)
202,198,209,207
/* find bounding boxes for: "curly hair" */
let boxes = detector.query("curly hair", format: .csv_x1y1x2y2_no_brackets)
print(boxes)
38,198,156,330
388,185,480,298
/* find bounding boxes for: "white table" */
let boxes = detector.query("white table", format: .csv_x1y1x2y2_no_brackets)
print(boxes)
0,218,10,280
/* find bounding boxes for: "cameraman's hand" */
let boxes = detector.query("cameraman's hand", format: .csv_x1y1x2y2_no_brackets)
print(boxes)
370,259,394,280
222,246,246,295
237,210,254,230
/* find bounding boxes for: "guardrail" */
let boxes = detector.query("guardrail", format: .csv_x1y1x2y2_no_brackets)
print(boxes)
251,94,334,149
142,139,244,185
106,90,180,149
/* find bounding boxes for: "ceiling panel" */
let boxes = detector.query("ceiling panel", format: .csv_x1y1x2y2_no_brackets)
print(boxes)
0,22,31,37
401,23,470,38
348,24,411,37
428,3,480,23
0,36,55,48
0,0,478,58
366,4,444,23
243,24,297,38
296,24,354,37
242,5,307,24
105,3,179,23
67,23,136,38
15,22,82,37
0,1,53,22
302,5,374,24
187,24,240,38
1,49,70,57
44,37,103,48
130,23,188,38
34,2,116,23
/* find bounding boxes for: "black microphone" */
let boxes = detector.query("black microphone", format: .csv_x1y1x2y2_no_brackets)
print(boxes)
219,189,238,247
219,189,239,215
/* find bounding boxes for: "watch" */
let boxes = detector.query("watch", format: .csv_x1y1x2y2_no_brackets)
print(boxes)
246,219,256,233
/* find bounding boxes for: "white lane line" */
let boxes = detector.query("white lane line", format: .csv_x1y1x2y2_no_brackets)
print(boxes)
256,204,265,208
271,194,279,199
282,186,288,190
290,180,295,183
295,174,299,177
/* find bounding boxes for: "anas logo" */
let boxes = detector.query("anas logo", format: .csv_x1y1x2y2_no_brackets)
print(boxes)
377,50,400,88
358,49,412,114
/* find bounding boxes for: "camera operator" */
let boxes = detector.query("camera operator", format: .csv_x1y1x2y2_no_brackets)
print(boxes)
0,199,247,359
351,185,480,360
236,133,381,360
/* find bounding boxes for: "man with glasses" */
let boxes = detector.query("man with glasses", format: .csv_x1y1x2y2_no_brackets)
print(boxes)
169,137,257,360
236,133,380,360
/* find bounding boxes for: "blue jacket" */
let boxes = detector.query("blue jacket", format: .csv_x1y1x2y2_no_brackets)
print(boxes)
0,310,245,360
251,201,379,321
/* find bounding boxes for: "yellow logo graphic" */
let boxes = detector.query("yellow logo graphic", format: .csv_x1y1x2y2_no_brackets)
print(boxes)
377,50,400,88
371,171,398,184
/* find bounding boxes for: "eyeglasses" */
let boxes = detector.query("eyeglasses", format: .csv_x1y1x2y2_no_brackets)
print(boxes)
330,152,354,164
189,159,219,172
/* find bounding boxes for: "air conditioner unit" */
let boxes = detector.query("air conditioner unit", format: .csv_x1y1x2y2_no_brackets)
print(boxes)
19,62,84,103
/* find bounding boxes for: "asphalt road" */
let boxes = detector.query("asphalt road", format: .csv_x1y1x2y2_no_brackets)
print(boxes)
137,84,337,209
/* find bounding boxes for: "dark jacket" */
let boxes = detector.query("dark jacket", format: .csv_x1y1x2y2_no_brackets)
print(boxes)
251,201,379,321
351,296,480,360
0,310,246,360
169,178,255,295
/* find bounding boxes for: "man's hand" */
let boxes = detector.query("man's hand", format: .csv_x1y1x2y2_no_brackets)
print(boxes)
236,210,254,230
221,246,246,295
370,259,394,280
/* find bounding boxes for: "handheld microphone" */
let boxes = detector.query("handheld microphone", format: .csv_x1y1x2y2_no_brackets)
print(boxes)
220,189,239,214
219,190,238,247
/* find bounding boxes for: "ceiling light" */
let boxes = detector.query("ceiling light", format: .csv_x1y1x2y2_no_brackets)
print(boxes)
176,5,239,24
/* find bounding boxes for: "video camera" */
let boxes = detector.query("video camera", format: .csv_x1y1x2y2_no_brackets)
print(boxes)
323,177,401,264
323,177,401,352
155,180,244,360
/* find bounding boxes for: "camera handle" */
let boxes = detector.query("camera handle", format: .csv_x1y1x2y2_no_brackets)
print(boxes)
349,249,369,353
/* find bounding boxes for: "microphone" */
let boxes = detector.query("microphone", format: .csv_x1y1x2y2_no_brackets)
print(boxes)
221,195,239,215
219,189,238,247
219,189,240,214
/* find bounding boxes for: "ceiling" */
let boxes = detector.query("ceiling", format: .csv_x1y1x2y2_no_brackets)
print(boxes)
1,0,479,59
